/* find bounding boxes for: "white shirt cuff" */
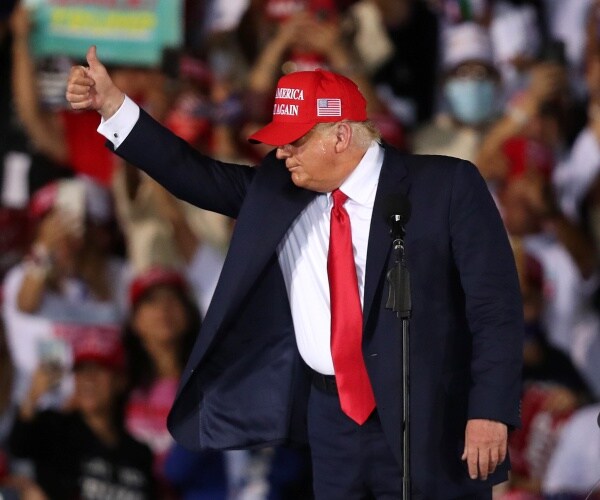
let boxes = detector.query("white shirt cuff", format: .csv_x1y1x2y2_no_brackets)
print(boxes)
97,95,140,149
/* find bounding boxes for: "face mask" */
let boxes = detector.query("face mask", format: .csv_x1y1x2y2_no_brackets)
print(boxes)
444,78,497,126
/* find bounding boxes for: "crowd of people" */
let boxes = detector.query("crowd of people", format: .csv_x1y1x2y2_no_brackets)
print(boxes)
1,0,600,498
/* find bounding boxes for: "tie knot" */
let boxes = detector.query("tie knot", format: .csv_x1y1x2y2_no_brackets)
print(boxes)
332,189,348,208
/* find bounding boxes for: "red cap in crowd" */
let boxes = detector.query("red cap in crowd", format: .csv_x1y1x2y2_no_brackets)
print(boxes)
28,178,113,223
72,331,125,372
129,267,187,307
248,69,368,146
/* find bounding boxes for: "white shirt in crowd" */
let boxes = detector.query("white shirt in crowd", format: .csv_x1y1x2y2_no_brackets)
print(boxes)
542,403,600,496
553,127,600,223
2,259,128,406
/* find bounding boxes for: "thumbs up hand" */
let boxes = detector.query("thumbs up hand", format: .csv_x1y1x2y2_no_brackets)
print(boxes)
65,45,125,119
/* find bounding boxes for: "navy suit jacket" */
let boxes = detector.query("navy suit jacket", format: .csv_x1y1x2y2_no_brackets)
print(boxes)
115,111,523,498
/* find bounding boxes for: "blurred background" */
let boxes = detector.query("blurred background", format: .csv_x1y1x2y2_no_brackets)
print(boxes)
2,0,600,498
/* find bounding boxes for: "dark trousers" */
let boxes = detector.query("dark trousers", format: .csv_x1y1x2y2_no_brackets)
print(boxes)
307,382,492,500
307,383,401,499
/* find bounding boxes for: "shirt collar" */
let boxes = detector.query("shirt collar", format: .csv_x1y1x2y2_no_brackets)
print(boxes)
337,141,383,208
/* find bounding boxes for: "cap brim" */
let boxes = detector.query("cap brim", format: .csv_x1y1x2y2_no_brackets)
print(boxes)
248,120,315,146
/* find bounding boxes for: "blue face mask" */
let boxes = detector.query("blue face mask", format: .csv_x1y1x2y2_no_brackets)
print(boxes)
444,78,497,126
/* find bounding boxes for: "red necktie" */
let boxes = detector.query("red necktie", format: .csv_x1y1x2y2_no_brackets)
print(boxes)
328,189,376,425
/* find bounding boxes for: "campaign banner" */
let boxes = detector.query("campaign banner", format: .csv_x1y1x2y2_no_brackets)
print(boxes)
25,0,182,66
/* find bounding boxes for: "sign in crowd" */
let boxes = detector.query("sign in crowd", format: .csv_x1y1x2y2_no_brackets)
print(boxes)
25,0,182,65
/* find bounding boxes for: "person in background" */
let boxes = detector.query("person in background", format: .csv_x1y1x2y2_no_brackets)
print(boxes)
361,0,440,128
476,41,570,185
412,22,502,166
112,49,231,317
541,402,600,500
9,4,69,171
113,167,228,317
487,0,548,100
0,317,32,500
241,0,404,150
498,250,592,499
161,44,247,162
123,267,204,497
498,158,600,396
9,4,111,187
0,2,70,284
553,47,600,255
3,178,127,410
14,178,124,320
543,0,593,99
9,332,155,500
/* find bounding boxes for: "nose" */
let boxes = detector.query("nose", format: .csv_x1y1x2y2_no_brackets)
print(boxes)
276,145,292,160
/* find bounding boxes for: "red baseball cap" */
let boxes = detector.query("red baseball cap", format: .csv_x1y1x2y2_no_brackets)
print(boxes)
129,267,187,307
72,331,125,372
248,70,368,146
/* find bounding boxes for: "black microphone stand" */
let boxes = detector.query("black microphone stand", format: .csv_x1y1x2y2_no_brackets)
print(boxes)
386,215,411,500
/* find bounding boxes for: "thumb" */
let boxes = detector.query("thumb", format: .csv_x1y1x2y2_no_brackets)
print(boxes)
86,45,100,69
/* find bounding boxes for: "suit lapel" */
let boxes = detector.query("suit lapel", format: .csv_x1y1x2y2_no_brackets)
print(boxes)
363,145,411,327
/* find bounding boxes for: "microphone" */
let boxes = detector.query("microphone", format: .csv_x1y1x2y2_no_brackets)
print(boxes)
385,194,411,314
384,195,411,242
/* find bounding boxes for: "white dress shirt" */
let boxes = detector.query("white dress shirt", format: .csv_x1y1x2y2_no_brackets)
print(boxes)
277,143,383,374
98,97,384,374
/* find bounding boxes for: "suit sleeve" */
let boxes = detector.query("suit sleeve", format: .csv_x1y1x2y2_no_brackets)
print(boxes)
449,160,523,428
112,109,256,219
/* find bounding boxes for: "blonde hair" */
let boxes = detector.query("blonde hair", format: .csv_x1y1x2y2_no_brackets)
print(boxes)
313,120,381,149
348,121,381,148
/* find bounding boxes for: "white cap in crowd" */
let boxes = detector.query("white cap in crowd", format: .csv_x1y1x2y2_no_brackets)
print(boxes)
442,22,495,71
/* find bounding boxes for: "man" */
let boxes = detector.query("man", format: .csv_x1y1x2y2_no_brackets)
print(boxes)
66,46,523,499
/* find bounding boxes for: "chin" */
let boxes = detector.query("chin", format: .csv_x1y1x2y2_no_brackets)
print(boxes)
290,173,307,188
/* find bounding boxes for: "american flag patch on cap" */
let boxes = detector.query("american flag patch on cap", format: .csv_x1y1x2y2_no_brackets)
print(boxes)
317,98,342,117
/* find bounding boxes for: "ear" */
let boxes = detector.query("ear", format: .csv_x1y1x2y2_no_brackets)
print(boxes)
333,122,352,153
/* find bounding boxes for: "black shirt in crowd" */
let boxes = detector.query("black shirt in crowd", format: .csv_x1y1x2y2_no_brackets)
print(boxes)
9,410,155,500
